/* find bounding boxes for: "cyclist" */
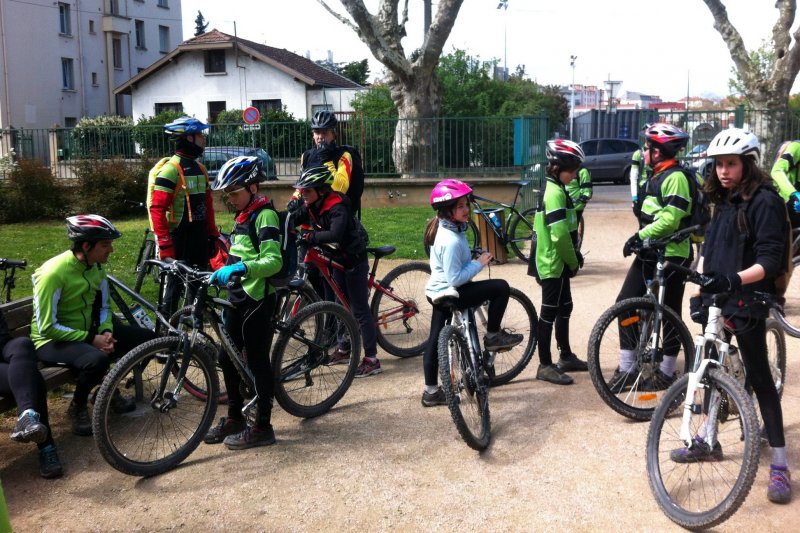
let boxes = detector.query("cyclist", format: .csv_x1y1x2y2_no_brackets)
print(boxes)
630,123,653,216
566,164,592,242
292,166,380,378
422,179,523,406
1,311,62,478
680,128,792,504
31,215,156,436
147,116,220,315
770,139,800,227
612,123,693,392
203,156,282,450
531,140,587,385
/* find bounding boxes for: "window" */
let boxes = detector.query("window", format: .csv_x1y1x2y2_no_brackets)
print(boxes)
88,20,95,33
91,72,98,86
64,117,77,128
252,99,282,114
112,38,122,69
115,94,126,115
155,102,183,114
58,3,71,35
61,58,74,90
135,20,146,49
108,0,119,16
158,25,170,53
157,0,169,7
207,101,226,123
204,50,226,73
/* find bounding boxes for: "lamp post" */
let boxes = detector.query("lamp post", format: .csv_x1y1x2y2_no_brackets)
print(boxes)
497,0,508,80
570,55,577,140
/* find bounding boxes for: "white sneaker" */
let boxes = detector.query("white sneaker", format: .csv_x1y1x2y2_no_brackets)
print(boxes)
431,286,459,304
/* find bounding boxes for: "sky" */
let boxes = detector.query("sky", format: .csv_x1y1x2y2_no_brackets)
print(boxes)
181,0,795,102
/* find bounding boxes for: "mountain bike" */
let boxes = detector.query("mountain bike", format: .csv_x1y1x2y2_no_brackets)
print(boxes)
92,260,359,477
423,181,536,262
646,263,786,530
770,231,800,337
0,258,26,304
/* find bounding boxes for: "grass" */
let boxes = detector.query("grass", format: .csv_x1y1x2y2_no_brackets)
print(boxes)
0,207,433,300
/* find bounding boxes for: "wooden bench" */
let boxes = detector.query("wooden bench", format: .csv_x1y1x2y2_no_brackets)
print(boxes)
0,297,75,413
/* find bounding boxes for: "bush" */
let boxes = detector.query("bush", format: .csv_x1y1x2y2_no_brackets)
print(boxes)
71,157,153,218
132,110,187,158
71,116,135,159
0,159,71,223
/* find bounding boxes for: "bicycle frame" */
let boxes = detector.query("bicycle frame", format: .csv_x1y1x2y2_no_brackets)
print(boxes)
0,258,26,304
107,273,175,334
470,181,530,245
449,306,485,370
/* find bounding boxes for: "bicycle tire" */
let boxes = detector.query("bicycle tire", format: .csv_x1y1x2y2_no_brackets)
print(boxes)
272,300,360,418
438,324,490,450
771,255,800,338
274,281,320,324
134,238,156,294
371,261,432,357
92,336,218,477
424,219,480,257
473,287,538,386
646,369,761,529
575,215,585,253
587,297,694,421
765,317,787,400
507,207,536,262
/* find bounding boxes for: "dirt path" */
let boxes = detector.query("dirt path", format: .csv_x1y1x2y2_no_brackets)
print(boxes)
2,208,798,532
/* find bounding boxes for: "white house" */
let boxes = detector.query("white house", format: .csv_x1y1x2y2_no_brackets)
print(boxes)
115,29,364,123
0,0,183,131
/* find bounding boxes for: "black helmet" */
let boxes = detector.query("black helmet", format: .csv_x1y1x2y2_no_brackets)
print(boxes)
310,110,337,130
212,156,267,191
293,166,334,189
66,214,122,242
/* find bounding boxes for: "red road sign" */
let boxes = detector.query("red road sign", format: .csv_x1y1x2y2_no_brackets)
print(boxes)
243,106,260,124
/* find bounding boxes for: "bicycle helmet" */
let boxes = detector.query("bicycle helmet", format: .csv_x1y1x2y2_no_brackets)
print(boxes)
212,156,267,191
164,116,208,139
310,110,338,130
642,122,689,155
545,139,585,168
430,179,473,209
293,165,334,189
706,128,760,163
66,214,121,242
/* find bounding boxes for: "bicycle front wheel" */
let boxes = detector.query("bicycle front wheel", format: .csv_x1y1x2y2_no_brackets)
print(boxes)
646,369,761,529
438,325,490,450
772,255,800,337
92,337,218,477
272,301,360,418
169,306,228,405
507,207,536,262
587,297,694,421
372,261,432,357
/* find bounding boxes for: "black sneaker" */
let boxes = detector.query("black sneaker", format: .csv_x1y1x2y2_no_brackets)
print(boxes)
67,402,92,436
536,364,574,385
421,387,447,407
10,409,48,444
38,444,64,479
224,425,276,450
557,352,588,372
110,389,136,414
607,368,634,393
484,329,524,351
204,417,247,444
641,369,677,392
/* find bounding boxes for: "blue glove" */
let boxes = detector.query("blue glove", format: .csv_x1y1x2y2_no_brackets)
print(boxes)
210,262,246,286
792,191,800,213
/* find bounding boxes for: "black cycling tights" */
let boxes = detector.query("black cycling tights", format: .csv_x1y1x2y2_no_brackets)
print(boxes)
537,272,574,367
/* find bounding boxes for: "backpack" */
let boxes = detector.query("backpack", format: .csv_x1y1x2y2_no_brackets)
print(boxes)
244,202,298,288
335,145,364,218
146,156,210,224
650,165,711,242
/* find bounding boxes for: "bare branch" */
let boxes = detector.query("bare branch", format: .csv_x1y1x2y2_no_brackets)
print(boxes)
316,0,359,33
416,0,465,74
702,0,758,87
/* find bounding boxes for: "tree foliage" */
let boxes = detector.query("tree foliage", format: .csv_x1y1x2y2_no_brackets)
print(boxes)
727,40,776,103
194,11,209,36
351,84,397,118
316,58,371,85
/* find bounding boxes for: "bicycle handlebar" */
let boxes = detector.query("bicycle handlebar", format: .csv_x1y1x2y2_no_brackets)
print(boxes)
0,258,26,269
631,225,701,256
663,261,709,286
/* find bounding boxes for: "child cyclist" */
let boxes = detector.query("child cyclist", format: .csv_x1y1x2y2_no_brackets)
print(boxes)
678,128,792,504
203,156,282,450
292,166,380,378
530,140,588,386
421,179,523,406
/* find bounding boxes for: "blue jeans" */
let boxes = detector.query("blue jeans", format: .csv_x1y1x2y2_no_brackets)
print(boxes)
329,257,377,358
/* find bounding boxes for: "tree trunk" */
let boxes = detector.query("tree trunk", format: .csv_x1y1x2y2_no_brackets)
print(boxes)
388,71,440,176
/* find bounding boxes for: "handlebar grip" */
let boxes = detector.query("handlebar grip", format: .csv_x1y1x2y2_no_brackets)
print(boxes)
663,261,709,285
0,259,26,268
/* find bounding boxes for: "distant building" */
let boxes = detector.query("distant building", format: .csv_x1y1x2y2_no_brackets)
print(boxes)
116,29,364,122
0,0,183,129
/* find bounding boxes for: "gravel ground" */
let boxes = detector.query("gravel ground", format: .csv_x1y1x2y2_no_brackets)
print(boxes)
1,208,797,532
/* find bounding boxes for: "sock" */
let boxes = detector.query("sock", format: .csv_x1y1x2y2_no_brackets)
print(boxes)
619,349,635,372
425,385,439,394
772,447,788,468
660,355,677,376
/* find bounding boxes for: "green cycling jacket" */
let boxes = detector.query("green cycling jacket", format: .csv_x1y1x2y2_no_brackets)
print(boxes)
566,167,593,212
771,140,800,202
638,162,692,258
534,176,579,279
226,205,283,303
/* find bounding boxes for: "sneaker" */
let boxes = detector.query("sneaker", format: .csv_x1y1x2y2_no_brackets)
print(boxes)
355,358,383,378
10,409,48,444
767,464,792,504
224,425,276,450
607,368,634,393
421,387,447,407
204,417,247,444
484,329,524,351
431,286,460,304
110,389,136,414
38,444,64,479
670,436,723,463
557,352,588,372
641,369,678,391
536,364,574,385
327,349,351,365
67,402,92,437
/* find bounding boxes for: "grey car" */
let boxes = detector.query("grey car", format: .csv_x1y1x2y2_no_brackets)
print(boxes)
579,138,640,183
202,146,278,183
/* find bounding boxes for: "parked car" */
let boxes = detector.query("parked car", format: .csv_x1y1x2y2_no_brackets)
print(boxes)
201,146,278,183
685,143,713,179
578,138,640,184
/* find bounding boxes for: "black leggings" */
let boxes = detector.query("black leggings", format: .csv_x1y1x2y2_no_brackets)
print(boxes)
1,337,54,448
537,271,573,366
422,279,510,387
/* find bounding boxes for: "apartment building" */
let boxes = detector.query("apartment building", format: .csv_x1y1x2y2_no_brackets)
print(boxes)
0,0,183,130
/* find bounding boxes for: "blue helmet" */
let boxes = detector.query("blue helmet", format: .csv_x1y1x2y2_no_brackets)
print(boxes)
212,156,267,191
164,116,208,139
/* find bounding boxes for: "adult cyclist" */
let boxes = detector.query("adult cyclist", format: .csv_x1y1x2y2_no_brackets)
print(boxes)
770,139,800,227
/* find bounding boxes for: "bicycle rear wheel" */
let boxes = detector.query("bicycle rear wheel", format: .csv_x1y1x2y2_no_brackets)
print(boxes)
424,219,479,257
272,301,360,418
274,281,320,324
438,325,490,450
134,238,156,294
646,369,761,529
371,261,432,357
772,255,800,337
92,337,218,477
587,297,694,421
765,317,787,399
507,207,536,262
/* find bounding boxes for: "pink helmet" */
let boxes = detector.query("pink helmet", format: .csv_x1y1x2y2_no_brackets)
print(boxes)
430,179,473,209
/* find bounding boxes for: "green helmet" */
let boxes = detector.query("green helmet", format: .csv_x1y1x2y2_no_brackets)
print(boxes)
294,165,334,189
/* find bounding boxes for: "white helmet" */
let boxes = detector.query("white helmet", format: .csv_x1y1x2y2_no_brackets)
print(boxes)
706,128,760,163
